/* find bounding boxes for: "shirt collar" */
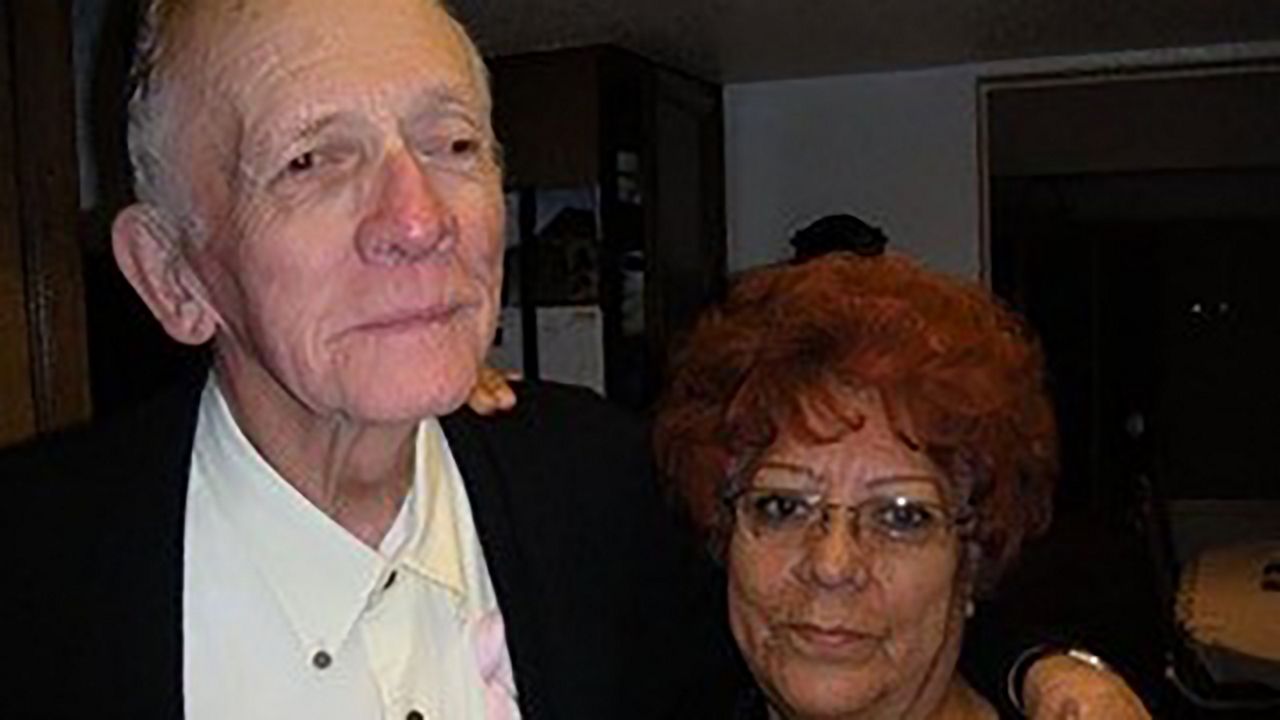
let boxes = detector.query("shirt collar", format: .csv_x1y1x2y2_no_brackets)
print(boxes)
192,378,470,656
399,419,468,598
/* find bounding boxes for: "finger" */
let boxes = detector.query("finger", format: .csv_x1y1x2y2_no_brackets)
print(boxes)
478,367,517,393
491,383,516,410
468,368,517,415
467,391,500,415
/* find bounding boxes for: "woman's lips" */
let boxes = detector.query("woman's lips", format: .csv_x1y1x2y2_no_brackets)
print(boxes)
785,623,882,661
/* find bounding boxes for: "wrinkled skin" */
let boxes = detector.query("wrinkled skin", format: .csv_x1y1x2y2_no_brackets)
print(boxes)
727,390,980,719
113,0,503,544
168,0,503,422
1024,655,1151,720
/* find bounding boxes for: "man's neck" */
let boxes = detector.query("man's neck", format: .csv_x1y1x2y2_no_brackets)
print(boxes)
213,358,418,549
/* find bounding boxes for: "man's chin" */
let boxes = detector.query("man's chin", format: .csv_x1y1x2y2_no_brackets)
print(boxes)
333,365,476,424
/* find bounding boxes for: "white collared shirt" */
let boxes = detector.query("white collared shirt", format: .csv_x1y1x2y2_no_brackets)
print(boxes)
183,379,519,720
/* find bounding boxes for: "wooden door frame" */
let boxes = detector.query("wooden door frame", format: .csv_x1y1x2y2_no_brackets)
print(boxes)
0,0,91,445
975,57,1280,520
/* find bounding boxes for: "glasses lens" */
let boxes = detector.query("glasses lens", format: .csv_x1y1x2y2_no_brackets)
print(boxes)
739,489,814,539
735,490,952,552
860,497,946,546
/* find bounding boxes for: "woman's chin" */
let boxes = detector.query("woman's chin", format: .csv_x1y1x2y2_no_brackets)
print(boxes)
765,659,888,719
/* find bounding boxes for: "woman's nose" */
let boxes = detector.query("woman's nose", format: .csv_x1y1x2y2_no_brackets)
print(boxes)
355,151,457,265
800,515,872,590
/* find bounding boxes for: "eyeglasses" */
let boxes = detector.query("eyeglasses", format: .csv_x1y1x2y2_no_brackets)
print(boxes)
725,487,970,554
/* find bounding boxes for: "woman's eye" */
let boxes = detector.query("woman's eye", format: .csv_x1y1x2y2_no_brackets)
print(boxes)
752,493,812,526
872,500,938,535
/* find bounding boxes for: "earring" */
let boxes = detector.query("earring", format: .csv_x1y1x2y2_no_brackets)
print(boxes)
965,600,975,619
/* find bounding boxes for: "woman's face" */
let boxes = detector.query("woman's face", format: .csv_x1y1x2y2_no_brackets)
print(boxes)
726,390,970,719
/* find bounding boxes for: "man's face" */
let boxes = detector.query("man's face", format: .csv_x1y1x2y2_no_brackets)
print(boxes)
173,0,503,422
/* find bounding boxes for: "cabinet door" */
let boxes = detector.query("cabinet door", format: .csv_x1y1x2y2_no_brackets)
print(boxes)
646,69,726,380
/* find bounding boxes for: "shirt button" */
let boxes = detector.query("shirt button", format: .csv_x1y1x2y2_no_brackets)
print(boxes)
311,650,333,670
406,711,424,720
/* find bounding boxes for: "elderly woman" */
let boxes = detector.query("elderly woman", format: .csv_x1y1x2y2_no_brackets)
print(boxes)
651,253,1144,719
470,253,1150,718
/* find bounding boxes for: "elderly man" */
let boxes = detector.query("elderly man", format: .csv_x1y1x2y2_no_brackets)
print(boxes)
5,1,1146,718
6,1,722,718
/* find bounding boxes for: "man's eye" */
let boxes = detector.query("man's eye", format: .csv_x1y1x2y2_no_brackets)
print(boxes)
449,137,481,156
285,151,317,175
418,131,487,165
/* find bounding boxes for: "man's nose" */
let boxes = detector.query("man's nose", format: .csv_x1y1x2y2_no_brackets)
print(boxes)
800,515,872,590
355,151,456,265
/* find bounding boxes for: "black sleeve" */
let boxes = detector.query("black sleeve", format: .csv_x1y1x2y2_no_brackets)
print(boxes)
959,514,1168,715
454,381,748,719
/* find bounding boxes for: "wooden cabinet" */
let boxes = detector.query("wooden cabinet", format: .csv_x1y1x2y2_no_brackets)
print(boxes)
489,46,726,409
0,0,91,448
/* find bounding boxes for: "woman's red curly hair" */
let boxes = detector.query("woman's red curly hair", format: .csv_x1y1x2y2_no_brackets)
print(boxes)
653,253,1057,592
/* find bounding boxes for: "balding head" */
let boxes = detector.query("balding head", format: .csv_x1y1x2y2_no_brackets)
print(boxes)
112,0,507,424
125,0,492,238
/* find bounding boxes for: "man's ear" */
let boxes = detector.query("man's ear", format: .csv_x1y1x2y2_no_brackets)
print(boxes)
112,204,218,346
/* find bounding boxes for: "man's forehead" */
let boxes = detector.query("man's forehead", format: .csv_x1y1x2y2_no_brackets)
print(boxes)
142,0,485,210
167,0,466,89
168,0,482,135
167,0,446,34
189,0,449,52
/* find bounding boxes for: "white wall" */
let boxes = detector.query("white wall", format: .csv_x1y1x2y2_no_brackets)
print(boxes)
724,42,1280,279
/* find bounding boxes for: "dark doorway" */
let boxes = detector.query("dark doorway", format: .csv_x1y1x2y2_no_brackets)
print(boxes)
993,173,1280,515
985,62,1280,714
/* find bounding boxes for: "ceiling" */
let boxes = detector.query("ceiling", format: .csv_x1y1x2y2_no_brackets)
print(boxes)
450,0,1280,83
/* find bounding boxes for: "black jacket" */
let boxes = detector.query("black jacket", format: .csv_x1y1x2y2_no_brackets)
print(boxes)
2,374,742,719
